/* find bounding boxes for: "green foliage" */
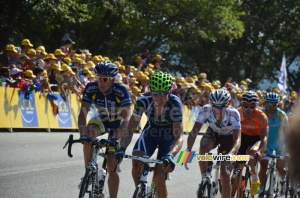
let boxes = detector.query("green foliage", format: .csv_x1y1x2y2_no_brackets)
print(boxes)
1,0,300,90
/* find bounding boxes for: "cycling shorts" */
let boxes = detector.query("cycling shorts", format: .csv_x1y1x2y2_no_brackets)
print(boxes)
203,127,233,154
133,123,174,160
262,144,285,160
87,116,119,137
238,133,260,155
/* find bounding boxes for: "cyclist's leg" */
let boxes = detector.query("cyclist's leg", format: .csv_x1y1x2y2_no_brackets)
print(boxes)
199,127,216,175
218,134,234,198
258,150,270,193
106,129,120,198
275,147,287,192
132,126,156,186
153,130,175,198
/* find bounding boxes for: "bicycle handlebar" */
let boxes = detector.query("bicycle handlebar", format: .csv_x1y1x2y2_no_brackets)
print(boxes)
63,134,117,158
124,154,163,164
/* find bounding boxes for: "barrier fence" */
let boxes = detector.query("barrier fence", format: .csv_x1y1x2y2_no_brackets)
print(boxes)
0,86,208,133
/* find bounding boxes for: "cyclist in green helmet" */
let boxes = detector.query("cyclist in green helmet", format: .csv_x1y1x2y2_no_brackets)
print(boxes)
115,70,184,197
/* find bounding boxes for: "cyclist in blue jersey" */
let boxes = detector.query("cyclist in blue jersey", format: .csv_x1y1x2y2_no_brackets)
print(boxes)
78,60,132,198
258,92,288,196
187,89,241,198
115,70,184,198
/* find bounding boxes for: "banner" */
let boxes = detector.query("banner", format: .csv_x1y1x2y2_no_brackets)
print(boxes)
278,54,287,93
18,90,38,127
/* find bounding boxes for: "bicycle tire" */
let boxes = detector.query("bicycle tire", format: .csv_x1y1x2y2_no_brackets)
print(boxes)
79,169,92,198
243,169,252,198
197,181,212,198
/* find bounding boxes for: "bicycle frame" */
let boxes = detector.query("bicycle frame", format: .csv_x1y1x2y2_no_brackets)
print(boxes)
262,153,283,197
124,154,165,198
63,134,116,198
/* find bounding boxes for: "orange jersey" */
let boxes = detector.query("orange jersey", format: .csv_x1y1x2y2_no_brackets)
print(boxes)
237,107,268,136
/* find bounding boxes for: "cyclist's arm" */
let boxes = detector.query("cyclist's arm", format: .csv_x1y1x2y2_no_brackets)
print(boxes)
78,101,91,136
115,105,132,140
258,128,268,153
229,128,241,155
187,121,203,150
120,114,141,149
169,121,184,156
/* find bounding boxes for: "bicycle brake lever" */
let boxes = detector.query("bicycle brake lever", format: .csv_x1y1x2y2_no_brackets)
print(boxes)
184,163,189,170
63,136,71,149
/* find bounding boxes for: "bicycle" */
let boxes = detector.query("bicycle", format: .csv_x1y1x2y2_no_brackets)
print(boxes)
63,134,118,198
231,155,259,198
124,154,170,198
184,152,229,198
259,153,284,198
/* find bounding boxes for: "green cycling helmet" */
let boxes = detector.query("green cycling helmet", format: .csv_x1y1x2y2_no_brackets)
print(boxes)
149,70,172,92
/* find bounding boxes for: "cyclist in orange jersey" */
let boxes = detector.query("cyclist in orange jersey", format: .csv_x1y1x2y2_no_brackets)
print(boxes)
235,91,268,197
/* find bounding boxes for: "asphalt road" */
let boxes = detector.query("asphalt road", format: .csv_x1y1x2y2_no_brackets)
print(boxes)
0,132,284,198
0,132,205,198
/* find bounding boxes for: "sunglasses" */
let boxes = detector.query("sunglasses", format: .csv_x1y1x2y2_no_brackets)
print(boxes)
212,103,228,109
98,76,115,82
242,105,256,110
151,90,170,97
265,102,277,107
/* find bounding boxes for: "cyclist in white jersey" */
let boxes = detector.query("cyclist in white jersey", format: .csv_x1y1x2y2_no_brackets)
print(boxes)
187,88,241,198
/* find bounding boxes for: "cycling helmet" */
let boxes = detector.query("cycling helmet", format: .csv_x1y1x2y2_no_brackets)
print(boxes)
242,90,259,104
94,61,119,76
264,92,280,103
209,89,231,105
149,70,172,92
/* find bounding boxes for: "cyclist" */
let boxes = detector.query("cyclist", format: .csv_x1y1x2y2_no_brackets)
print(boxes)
233,90,268,197
116,70,184,198
78,60,132,198
259,92,288,196
187,88,241,198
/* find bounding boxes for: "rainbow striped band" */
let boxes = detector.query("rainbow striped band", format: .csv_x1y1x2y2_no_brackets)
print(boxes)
176,151,196,164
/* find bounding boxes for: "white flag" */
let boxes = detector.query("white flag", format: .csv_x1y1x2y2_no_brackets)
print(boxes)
278,54,287,93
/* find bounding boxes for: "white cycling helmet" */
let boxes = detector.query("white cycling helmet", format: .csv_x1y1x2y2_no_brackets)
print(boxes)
264,92,280,103
209,89,231,105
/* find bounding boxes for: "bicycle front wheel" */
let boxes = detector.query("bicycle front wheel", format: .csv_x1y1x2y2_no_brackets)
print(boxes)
79,169,92,198
197,181,212,198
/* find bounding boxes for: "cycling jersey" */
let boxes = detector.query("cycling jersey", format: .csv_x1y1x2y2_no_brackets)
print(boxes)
133,92,183,159
195,104,241,135
237,107,268,136
262,108,288,155
82,81,131,129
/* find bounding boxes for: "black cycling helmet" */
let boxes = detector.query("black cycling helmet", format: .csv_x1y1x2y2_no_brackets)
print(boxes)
94,61,119,76
209,89,231,105
264,92,280,103
242,90,259,104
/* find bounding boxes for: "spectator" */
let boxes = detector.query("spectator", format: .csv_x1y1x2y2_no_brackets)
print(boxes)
0,44,19,69
152,54,164,70
61,30,76,45
61,39,75,58
35,46,47,67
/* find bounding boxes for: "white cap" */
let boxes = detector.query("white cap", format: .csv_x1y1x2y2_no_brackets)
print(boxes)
115,73,122,81
245,78,252,83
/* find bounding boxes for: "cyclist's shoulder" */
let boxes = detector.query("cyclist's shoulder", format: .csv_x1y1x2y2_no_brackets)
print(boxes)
276,108,287,117
135,92,152,104
168,94,182,106
84,81,99,92
110,82,130,96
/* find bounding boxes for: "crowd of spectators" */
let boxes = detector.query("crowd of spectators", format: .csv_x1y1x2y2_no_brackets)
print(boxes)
0,38,298,115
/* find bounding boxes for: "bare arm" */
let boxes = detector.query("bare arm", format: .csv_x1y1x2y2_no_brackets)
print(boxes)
259,128,268,153
78,101,91,136
187,121,203,150
114,105,132,140
229,128,241,155
120,114,141,149
169,121,184,156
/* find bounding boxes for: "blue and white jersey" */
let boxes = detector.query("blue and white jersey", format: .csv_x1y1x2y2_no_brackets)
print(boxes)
195,104,241,135
133,92,183,128
82,81,131,128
